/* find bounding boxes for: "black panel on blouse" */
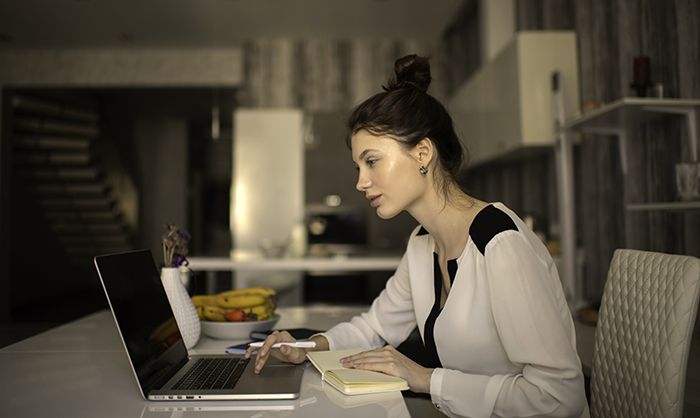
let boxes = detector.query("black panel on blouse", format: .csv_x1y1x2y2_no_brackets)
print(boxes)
469,205,517,255
422,252,459,369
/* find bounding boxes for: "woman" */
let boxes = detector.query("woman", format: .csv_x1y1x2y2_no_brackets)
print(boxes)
246,55,589,418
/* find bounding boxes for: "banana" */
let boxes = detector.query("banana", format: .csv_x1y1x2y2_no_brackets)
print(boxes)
191,295,217,307
216,293,268,309
202,305,227,322
196,288,277,322
240,301,275,316
252,311,274,321
217,287,276,298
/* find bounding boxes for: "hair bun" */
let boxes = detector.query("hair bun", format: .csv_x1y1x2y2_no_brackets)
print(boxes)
384,54,431,93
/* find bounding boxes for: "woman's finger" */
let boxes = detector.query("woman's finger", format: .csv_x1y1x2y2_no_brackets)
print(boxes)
269,344,301,362
342,355,397,371
254,331,295,373
253,332,280,372
256,332,279,360
243,345,256,359
341,349,392,364
347,360,398,376
344,355,395,365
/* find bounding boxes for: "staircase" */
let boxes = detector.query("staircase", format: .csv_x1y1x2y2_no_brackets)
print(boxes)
10,93,134,266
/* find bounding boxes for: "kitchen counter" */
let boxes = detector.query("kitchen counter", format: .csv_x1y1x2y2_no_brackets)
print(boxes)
188,255,402,272
187,255,402,302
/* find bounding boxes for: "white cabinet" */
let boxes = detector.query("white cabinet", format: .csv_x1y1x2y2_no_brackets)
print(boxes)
231,109,304,251
448,31,580,166
231,109,305,304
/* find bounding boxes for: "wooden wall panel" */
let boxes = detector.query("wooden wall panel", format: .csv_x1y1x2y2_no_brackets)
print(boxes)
441,0,481,92
238,39,442,111
676,0,700,257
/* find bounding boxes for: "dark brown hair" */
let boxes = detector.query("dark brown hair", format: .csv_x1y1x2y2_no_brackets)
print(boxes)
347,54,468,198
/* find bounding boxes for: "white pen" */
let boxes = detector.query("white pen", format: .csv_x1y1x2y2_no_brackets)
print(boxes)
248,341,316,348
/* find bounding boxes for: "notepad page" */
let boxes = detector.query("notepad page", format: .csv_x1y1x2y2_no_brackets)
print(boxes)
306,348,364,375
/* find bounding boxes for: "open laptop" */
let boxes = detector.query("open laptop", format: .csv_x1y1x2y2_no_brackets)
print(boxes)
94,249,304,401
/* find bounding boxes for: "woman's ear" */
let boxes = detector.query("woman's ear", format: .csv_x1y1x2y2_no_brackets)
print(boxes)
412,138,435,165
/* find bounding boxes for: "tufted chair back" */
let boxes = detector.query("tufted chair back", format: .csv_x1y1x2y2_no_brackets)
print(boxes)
591,249,700,418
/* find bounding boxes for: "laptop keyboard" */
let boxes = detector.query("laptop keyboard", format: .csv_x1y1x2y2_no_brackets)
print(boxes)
172,358,250,390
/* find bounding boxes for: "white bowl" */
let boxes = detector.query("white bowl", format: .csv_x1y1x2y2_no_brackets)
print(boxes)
200,315,280,340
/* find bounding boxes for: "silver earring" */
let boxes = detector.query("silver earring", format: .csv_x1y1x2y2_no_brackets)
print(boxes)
419,165,428,175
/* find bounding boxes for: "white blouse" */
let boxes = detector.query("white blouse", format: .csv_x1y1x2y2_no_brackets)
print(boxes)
320,202,589,418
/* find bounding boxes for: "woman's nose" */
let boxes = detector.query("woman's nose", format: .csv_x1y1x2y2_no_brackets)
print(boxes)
356,171,370,192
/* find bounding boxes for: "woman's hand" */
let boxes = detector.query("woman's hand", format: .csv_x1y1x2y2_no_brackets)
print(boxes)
244,332,329,374
244,331,307,373
340,345,433,393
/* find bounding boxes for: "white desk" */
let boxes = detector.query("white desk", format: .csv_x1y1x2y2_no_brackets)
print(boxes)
0,306,413,418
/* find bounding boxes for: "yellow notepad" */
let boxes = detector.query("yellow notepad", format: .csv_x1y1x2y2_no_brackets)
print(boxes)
306,349,409,395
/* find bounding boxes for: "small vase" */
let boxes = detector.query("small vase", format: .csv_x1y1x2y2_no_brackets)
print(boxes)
161,266,200,349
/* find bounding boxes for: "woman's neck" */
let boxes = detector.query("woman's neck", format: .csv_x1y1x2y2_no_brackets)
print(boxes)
409,187,487,260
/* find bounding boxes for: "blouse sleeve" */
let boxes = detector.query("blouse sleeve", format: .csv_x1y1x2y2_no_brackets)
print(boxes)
320,248,417,351
430,231,587,418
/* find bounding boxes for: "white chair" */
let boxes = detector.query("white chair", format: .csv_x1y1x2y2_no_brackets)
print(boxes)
591,249,700,418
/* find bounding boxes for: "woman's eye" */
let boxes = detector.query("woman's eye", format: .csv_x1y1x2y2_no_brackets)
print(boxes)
366,159,377,167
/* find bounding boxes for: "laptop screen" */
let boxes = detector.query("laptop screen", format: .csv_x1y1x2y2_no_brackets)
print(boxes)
95,250,189,395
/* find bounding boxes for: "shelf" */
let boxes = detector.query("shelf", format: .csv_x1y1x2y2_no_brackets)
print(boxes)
565,98,700,131
625,201,700,211
554,97,700,311
563,97,700,173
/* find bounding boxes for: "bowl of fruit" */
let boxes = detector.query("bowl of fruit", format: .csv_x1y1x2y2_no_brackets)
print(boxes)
193,287,279,340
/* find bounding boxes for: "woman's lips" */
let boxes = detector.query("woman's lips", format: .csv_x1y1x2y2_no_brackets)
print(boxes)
369,195,382,207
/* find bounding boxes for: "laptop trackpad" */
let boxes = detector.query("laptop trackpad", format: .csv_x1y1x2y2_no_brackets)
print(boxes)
233,361,304,394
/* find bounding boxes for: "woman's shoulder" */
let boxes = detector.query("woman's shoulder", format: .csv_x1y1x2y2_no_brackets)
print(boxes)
407,204,524,254
469,203,520,256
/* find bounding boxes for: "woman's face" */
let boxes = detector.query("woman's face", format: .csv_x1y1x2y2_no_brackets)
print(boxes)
351,130,425,219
